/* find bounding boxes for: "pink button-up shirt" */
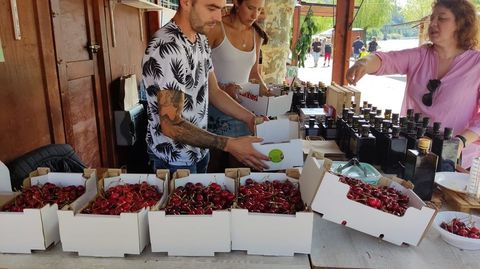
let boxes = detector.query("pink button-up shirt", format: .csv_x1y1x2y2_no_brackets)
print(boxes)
374,46,480,167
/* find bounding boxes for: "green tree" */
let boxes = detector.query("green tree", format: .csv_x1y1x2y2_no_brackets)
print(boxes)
402,0,433,22
352,0,395,35
294,9,318,67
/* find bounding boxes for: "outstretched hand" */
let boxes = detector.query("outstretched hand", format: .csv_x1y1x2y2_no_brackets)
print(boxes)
346,59,368,86
224,136,270,171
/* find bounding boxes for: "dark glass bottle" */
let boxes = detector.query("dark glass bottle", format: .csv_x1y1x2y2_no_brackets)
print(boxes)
349,124,376,163
432,127,460,170
426,122,442,139
317,83,326,107
381,126,408,174
399,117,408,133
406,108,414,122
392,113,400,126
371,116,386,164
321,117,337,140
384,109,392,121
421,117,430,129
306,85,319,108
414,112,422,125
406,126,426,150
404,138,438,200
336,108,350,146
304,115,320,137
402,121,417,148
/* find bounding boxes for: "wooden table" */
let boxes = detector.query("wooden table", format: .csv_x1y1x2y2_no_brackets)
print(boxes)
310,213,480,269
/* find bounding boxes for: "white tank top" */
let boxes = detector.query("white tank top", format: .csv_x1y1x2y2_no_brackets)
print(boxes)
211,22,256,84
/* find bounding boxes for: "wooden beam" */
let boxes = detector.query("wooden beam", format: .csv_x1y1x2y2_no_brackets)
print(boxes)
332,0,355,86
300,5,336,17
291,4,301,66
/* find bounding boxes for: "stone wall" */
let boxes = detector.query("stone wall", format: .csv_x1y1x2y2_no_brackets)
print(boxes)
261,0,296,84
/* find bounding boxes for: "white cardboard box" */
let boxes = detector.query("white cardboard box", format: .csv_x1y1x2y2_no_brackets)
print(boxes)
0,168,95,253
304,154,437,246
148,170,236,256
254,118,303,171
239,89,293,117
57,169,168,257
230,168,319,256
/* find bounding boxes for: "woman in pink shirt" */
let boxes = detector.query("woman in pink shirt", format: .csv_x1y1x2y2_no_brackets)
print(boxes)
346,0,480,168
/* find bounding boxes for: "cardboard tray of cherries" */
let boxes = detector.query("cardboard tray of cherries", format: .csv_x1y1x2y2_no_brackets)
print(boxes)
304,153,437,246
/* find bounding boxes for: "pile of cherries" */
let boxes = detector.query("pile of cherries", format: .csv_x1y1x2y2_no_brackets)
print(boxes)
2,183,85,212
440,218,480,239
165,182,235,215
237,178,305,214
83,182,162,215
339,176,410,216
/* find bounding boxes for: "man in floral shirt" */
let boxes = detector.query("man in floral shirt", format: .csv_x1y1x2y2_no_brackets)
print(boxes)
142,0,269,173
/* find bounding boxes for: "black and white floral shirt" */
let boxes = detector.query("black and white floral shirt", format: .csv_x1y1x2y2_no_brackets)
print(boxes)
142,21,212,165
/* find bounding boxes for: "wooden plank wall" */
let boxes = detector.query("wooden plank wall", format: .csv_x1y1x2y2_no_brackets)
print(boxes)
0,0,160,167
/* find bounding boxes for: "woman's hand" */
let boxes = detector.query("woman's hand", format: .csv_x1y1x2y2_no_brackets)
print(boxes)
259,84,275,97
346,58,368,86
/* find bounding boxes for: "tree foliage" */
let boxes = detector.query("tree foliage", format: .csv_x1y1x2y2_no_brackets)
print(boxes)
294,9,318,67
352,0,395,31
402,0,434,22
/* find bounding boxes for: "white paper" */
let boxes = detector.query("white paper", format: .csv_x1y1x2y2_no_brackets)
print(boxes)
0,161,12,192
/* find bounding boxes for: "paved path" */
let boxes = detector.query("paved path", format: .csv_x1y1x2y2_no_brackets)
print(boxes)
298,39,419,114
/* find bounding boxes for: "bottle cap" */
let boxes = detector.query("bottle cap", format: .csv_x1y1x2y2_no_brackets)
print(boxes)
433,122,441,133
418,138,431,151
444,127,453,139
422,117,430,128
416,127,426,137
414,113,422,122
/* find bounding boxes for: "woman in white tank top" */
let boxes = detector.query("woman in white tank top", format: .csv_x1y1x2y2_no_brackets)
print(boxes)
206,0,269,171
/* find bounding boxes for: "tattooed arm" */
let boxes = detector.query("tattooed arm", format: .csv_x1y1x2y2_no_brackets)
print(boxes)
158,89,227,150
158,89,269,170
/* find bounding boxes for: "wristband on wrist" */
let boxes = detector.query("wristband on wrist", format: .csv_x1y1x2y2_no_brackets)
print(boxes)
456,135,467,148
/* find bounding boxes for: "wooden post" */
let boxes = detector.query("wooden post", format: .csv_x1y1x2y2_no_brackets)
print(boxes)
291,4,301,66
332,0,355,86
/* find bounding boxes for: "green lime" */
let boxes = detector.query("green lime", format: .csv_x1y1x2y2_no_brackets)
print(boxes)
268,149,284,163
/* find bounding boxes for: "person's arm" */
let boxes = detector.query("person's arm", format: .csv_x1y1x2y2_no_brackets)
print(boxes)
208,71,257,132
456,130,478,157
158,88,269,170
249,35,272,96
345,54,382,85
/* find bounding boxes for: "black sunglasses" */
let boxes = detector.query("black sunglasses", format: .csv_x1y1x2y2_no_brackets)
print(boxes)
422,79,441,107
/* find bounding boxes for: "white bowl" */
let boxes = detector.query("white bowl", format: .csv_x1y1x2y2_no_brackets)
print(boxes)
433,211,480,250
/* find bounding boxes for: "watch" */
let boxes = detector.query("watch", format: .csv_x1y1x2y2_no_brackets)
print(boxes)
456,135,467,148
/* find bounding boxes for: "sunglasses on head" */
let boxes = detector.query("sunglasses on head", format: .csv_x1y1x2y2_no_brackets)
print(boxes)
422,79,441,107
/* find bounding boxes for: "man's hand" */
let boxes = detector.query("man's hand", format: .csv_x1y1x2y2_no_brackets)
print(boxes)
224,136,270,171
346,58,368,86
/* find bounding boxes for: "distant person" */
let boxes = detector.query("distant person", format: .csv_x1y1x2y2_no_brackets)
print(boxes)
359,47,369,58
368,36,379,52
346,0,480,168
311,37,322,67
323,37,332,67
352,36,364,60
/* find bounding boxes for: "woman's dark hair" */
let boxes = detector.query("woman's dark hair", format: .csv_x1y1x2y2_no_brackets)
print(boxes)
433,0,479,50
231,1,269,45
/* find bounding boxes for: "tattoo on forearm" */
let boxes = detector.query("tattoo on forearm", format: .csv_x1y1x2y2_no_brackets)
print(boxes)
158,89,228,150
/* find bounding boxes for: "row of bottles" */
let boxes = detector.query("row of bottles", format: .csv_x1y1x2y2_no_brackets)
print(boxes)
288,81,327,113
333,103,464,200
